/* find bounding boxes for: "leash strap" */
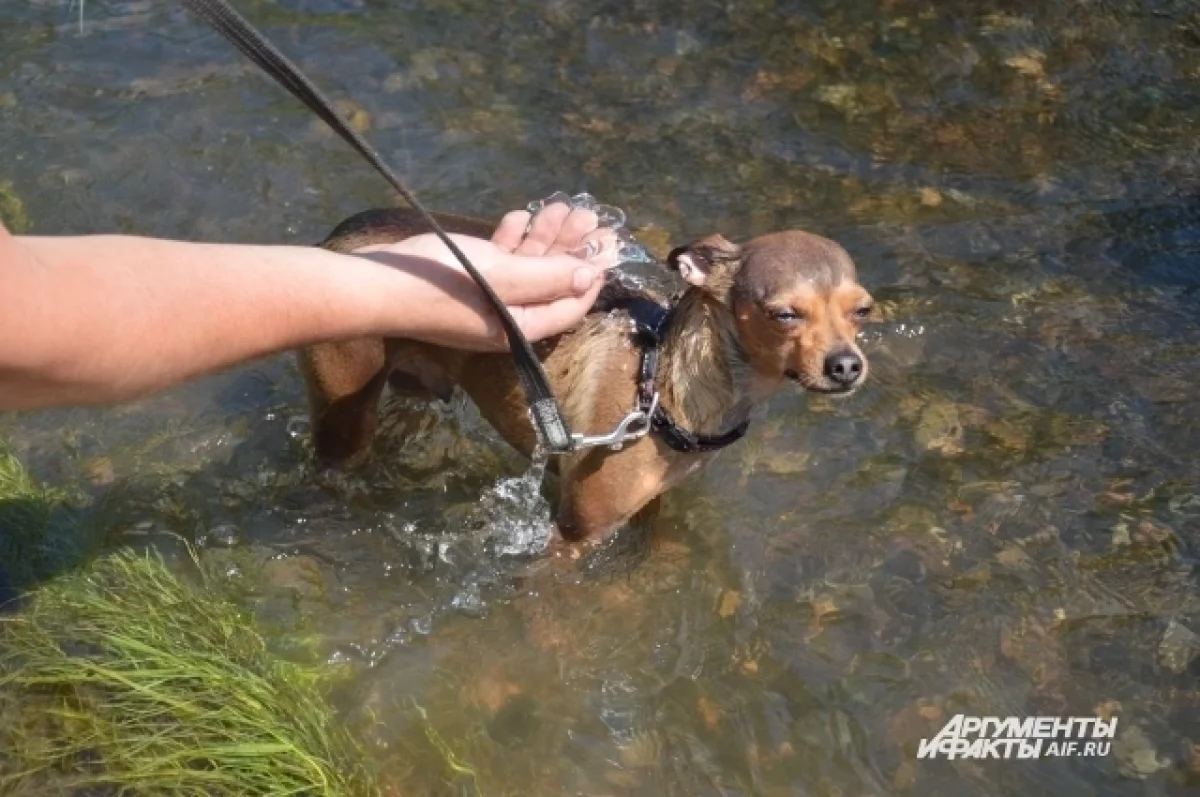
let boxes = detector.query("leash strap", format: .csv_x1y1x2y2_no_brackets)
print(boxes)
180,0,574,452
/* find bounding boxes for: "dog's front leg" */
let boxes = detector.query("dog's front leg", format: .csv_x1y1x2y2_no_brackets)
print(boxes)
554,440,674,543
299,337,390,466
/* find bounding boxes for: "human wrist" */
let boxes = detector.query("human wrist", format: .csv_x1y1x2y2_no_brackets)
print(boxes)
340,246,440,340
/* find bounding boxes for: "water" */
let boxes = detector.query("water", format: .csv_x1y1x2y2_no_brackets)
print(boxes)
527,190,662,290
474,444,551,559
3,0,1200,794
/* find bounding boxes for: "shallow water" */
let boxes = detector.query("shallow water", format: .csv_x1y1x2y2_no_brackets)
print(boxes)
3,0,1200,794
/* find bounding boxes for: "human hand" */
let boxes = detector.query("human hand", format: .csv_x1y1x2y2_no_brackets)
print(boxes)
355,201,618,351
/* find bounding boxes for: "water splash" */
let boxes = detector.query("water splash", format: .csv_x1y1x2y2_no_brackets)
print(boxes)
526,191,658,290
857,322,927,348
474,445,552,558
444,447,552,614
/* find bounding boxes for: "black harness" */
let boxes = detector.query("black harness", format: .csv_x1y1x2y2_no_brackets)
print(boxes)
615,296,750,454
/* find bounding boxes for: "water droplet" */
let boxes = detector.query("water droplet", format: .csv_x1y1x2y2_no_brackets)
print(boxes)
570,192,597,210
204,523,241,548
286,416,310,439
451,581,485,617
385,626,411,648
594,204,627,229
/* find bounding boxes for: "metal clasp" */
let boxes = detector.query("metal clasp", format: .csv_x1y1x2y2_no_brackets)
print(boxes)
570,393,660,452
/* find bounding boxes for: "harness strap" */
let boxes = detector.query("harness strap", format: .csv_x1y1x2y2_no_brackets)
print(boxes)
181,0,574,452
619,298,750,454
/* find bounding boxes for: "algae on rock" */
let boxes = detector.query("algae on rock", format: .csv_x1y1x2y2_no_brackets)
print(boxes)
0,180,28,232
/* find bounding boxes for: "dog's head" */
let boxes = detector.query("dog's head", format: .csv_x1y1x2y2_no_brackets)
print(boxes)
666,230,873,396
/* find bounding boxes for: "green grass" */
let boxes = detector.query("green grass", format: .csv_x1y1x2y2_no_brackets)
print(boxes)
0,442,383,796
0,549,384,796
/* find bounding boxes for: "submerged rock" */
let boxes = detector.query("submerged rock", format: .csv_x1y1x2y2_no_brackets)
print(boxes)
261,553,329,601
915,400,964,456
1113,725,1169,779
1158,620,1200,675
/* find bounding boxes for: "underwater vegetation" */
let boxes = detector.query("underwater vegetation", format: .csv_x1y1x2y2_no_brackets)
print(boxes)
0,548,384,796
0,180,27,233
0,446,383,797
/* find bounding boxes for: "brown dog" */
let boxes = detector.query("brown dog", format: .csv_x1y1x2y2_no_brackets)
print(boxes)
298,208,873,545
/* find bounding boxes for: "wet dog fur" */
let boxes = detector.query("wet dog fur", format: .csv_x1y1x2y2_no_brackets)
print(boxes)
298,208,873,547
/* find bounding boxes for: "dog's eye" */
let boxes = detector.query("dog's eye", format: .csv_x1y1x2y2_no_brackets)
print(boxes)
770,308,803,323
853,305,874,320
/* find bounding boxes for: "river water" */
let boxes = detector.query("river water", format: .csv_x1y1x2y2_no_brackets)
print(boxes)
2,0,1199,794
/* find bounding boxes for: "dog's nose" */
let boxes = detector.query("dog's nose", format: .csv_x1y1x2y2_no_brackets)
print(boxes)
823,351,863,386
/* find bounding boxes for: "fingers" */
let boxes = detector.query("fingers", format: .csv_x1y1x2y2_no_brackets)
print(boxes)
510,279,608,342
398,256,608,351
485,253,604,307
491,210,532,252
515,201,570,256
570,227,622,269
495,197,604,259
544,207,599,255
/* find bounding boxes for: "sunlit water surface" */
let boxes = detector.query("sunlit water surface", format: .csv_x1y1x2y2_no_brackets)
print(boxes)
3,0,1200,794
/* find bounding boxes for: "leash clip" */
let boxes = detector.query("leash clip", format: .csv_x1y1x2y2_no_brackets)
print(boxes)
570,393,660,452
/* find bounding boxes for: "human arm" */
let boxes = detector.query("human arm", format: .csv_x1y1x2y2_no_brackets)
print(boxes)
0,205,614,411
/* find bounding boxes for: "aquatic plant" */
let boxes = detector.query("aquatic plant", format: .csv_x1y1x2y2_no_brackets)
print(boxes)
0,180,27,233
0,548,384,796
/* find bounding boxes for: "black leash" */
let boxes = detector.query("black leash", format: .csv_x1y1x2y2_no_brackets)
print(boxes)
180,0,574,453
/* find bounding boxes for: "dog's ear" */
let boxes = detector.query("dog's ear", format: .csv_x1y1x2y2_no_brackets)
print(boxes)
666,234,740,287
